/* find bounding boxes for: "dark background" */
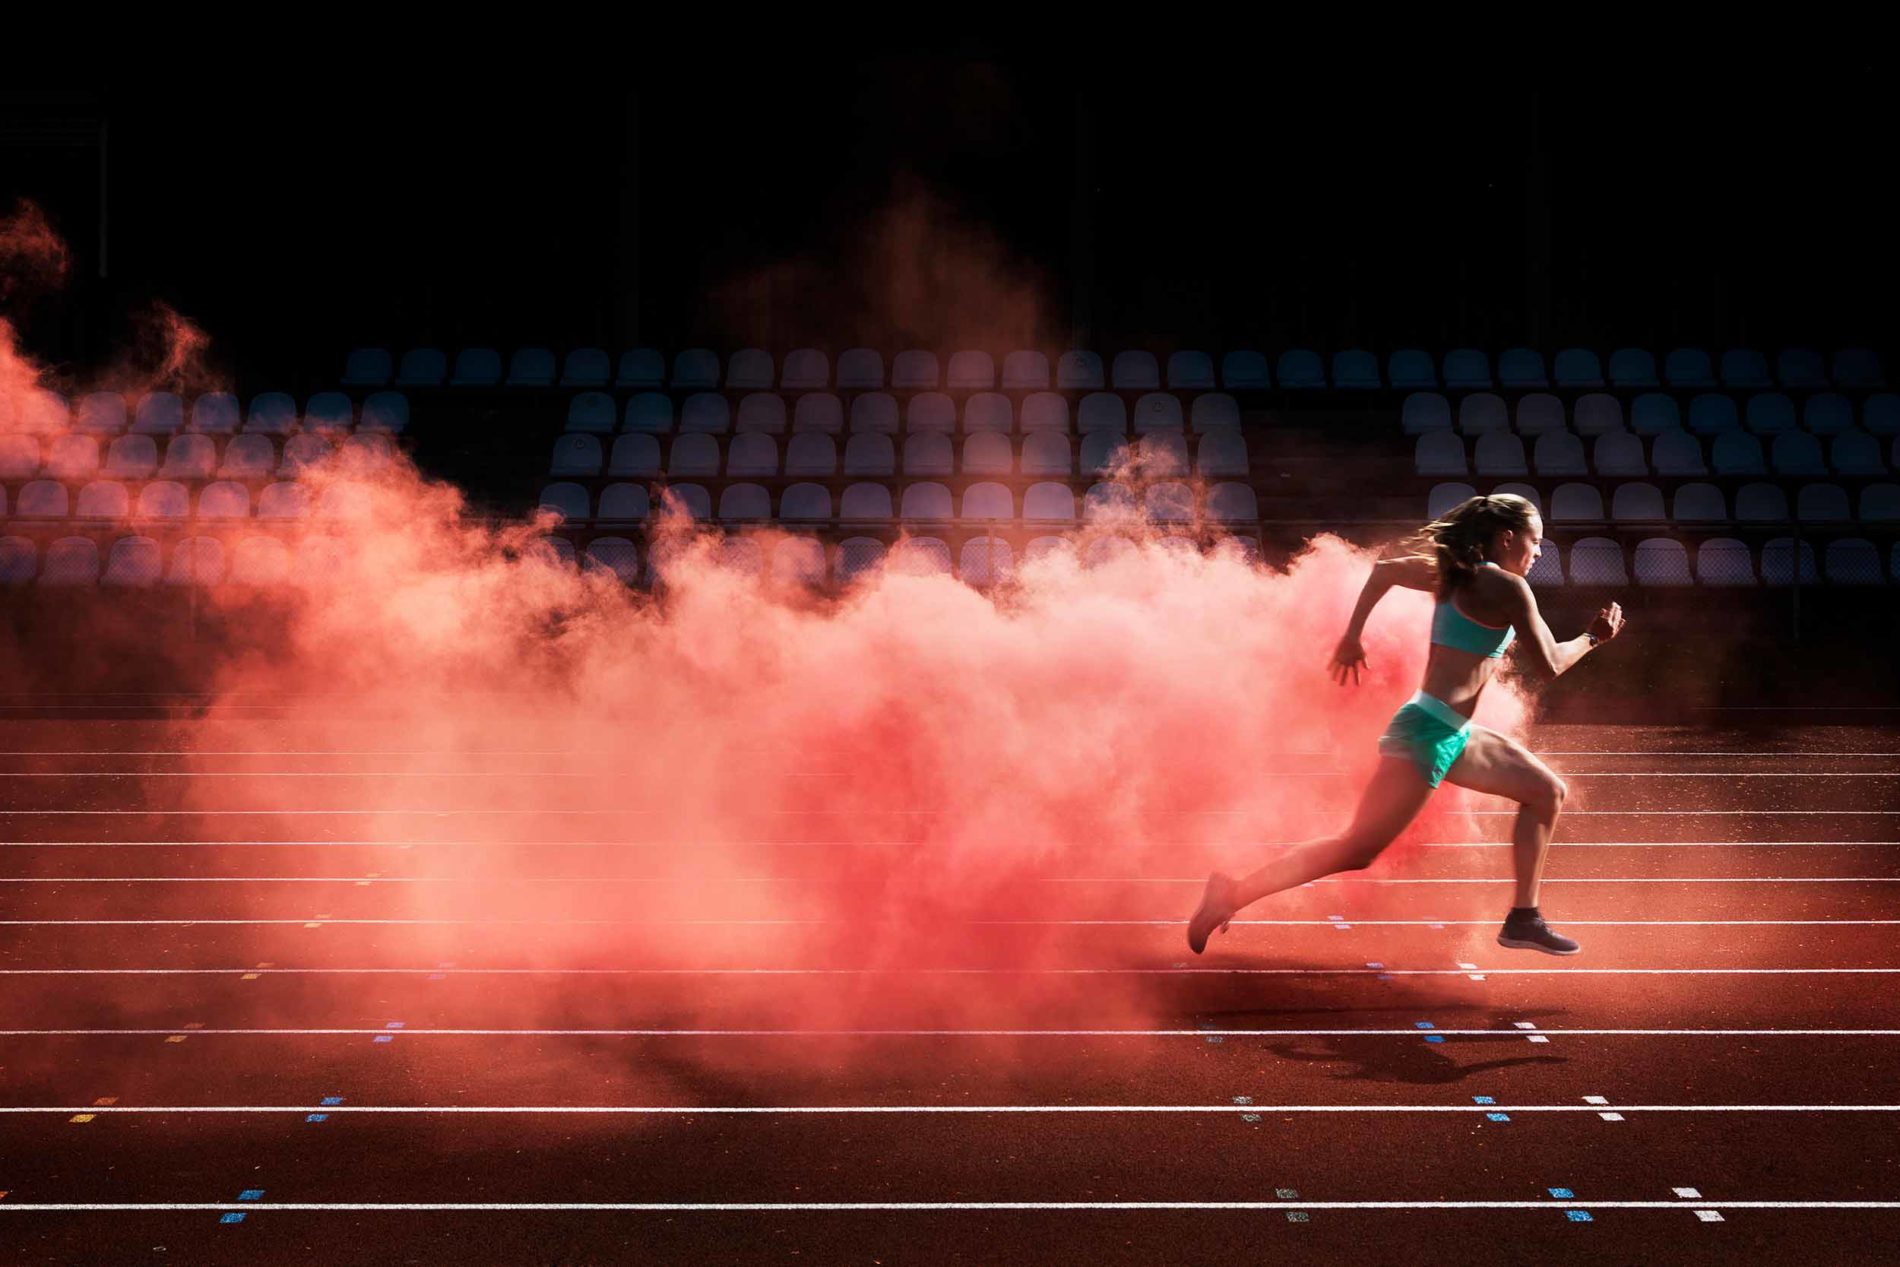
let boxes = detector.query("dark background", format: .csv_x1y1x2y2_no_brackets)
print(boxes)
4,49,1894,385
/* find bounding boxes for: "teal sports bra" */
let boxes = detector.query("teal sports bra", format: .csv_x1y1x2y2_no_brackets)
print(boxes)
1431,562,1516,658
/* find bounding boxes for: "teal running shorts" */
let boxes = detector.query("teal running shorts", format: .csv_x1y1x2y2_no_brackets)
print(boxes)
1377,690,1472,788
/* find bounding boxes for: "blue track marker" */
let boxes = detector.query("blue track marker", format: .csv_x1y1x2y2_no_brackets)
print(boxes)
239,1190,264,1201
220,1213,245,1224
321,1097,344,1106
1549,1188,1574,1199
305,1114,327,1123
373,1035,393,1043
1567,1211,1594,1222
1473,1096,1495,1104
1415,1022,1435,1029
1487,1112,1510,1122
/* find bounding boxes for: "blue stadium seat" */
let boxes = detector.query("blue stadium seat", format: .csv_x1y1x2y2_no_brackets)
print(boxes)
451,348,502,387
837,348,885,390
770,536,826,585
1190,392,1239,431
1633,538,1693,586
1401,392,1452,435
736,393,787,435
1428,482,1476,520
550,434,603,477
774,483,829,521
1207,483,1258,522
901,482,953,520
1331,349,1380,389
560,348,610,388
1832,348,1886,390
1082,482,1134,521
1533,433,1587,476
1720,349,1773,389
1195,428,1248,476
904,433,953,476
397,348,447,386
1572,394,1624,436
680,393,731,434
843,433,895,476
1611,483,1665,521
785,432,838,477
1414,432,1467,476
1671,483,1726,521
1554,347,1606,388
961,483,1013,521
1592,433,1648,476
1859,484,1900,521
621,392,672,434
889,537,952,575
727,349,775,390
1825,538,1884,585
1796,483,1850,522
1832,432,1887,476
186,393,238,436
159,435,215,480
1664,348,1716,388
75,392,127,434
667,434,721,477
965,392,1012,433
1077,393,1128,434
1219,350,1270,389
1079,431,1128,476
359,391,409,434
218,435,274,480
39,537,100,587
1146,482,1194,522
1388,349,1437,389
718,484,771,521
960,535,1014,586
167,536,224,586
103,435,158,479
256,482,310,520
892,350,940,389
1804,393,1856,435
1745,394,1797,435
781,348,829,390
1568,537,1627,585
1458,393,1509,435
506,348,556,387
1696,538,1755,586
1776,348,1828,390
582,537,641,582
1629,394,1682,435
656,484,711,520
907,392,955,433
303,392,353,432
1021,392,1069,432
43,434,96,481
133,392,184,435
962,433,1013,475
1771,432,1827,476
75,480,127,521
616,348,666,388
793,393,844,433
197,481,251,519
1549,483,1603,522
1711,433,1767,475
1021,431,1072,475
1874,396,1900,436
672,349,720,388
1168,350,1217,389
1735,482,1790,521
1686,394,1739,435
279,435,330,475
1498,348,1547,388
836,537,887,580
1474,432,1526,475
1606,348,1658,387
1275,349,1325,388
342,348,392,387
850,393,899,434
946,351,995,390
727,433,779,477
597,484,649,522
1133,392,1184,432
1761,538,1818,585
567,392,617,434
1651,431,1707,476
1111,351,1160,389
15,479,67,518
1442,348,1492,389
1058,350,1106,389
538,483,590,522
1139,431,1189,474
1003,350,1050,389
1515,394,1565,435
1023,483,1076,521
246,392,298,436
0,435,39,480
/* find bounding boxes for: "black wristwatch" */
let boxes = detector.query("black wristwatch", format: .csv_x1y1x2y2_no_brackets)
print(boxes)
1584,630,1602,647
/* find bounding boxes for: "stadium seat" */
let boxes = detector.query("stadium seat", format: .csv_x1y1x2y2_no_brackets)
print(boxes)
230,536,291,585
303,393,353,433
1711,433,1767,476
1796,483,1850,522
718,483,771,520
582,537,641,582
359,391,409,434
1146,482,1194,522
540,538,578,571
607,434,661,477
793,393,844,433
40,435,96,482
1611,483,1666,521
1746,394,1798,435
341,433,394,469
596,483,650,522
965,392,1013,433
1720,348,1773,389
1083,482,1135,520
550,434,603,477
103,435,158,479
1671,483,1726,521
1493,482,1542,515
1140,430,1190,474
1607,348,1658,387
159,435,215,480
39,537,100,587
961,482,1013,520
947,351,994,390
1219,350,1270,389
538,483,590,522
1573,393,1625,436
1387,349,1436,389
1777,348,1829,390
726,433,779,477
506,348,556,387
837,537,887,580
1275,349,1325,388
1443,348,1492,389
1568,537,1627,585
1023,482,1077,521
1498,348,1547,389
892,350,940,389
74,480,127,520
1021,392,1069,432
560,348,610,388
1771,432,1827,476
1533,432,1587,476
1459,393,1510,435
1735,482,1790,522
1112,351,1160,389
1652,431,1708,476
1078,393,1128,433
960,535,1014,585
1003,350,1051,389
1058,350,1107,389
1696,538,1755,586
1825,538,1884,585
1592,433,1648,477
1549,483,1604,522
1190,393,1239,431
615,348,666,388
843,433,896,476
1428,482,1477,520
1859,484,1900,521
1633,538,1693,586
132,392,184,435
1168,350,1217,388
776,483,830,521
836,348,885,390
1515,394,1565,436
1474,432,1527,475
903,433,953,476
1833,348,1886,390
735,393,787,434
1804,394,1855,436
71,392,125,435
781,348,829,390
679,393,730,434
1554,347,1606,388
1078,432,1126,476
257,482,310,519
0,434,38,480
963,432,1013,475
850,393,900,434
188,393,238,436
1195,428,1248,475
727,348,775,390
1134,392,1184,432
197,481,250,519
397,348,447,387
1761,538,1818,585
1401,392,1452,435
672,349,720,388
907,392,956,433
1627,394,1681,436
1831,432,1887,476
1664,347,1716,388
889,537,952,576
245,393,298,436
1022,432,1072,475
667,433,721,477
1322,349,1374,390
1527,541,1563,587
785,432,838,477
1206,482,1258,521
342,348,392,386
450,348,502,387
0,537,35,583
658,484,711,519
767,536,824,585
167,536,224,585
567,392,617,434
901,483,953,520
1684,394,1738,436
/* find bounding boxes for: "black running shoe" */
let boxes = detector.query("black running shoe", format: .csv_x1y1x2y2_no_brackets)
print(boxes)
1497,912,1580,956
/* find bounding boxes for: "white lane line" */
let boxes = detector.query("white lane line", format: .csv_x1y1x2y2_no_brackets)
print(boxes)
2,918,1893,928
7,809,1899,816
3,875,1894,884
9,1026,1900,1038
3,770,1895,778
6,748,1897,758
2,966,1898,977
0,1199,1893,1212
6,840,1898,849
6,1103,1900,1116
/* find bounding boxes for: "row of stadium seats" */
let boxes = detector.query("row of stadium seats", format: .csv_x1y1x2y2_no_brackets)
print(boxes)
1403,391,1900,439
0,534,338,586
342,346,1891,392
1,391,409,437
547,430,1250,480
1,433,396,483
1534,536,1885,587
1429,481,1900,525
1,480,360,522
536,480,1263,525
560,390,1244,436
1415,430,1894,478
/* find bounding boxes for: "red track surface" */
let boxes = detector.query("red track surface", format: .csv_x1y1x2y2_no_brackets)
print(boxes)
3,718,1900,1264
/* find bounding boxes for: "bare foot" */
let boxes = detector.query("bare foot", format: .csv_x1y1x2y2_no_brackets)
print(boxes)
1187,872,1238,955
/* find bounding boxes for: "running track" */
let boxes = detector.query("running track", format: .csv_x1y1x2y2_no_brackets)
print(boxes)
2,718,1899,1264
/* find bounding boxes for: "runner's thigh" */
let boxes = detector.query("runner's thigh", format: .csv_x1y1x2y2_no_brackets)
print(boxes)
1442,725,1564,806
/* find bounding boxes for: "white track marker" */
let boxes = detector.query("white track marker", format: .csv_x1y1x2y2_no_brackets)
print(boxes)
0,1199,1890,1212
1,1102,1899,1116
